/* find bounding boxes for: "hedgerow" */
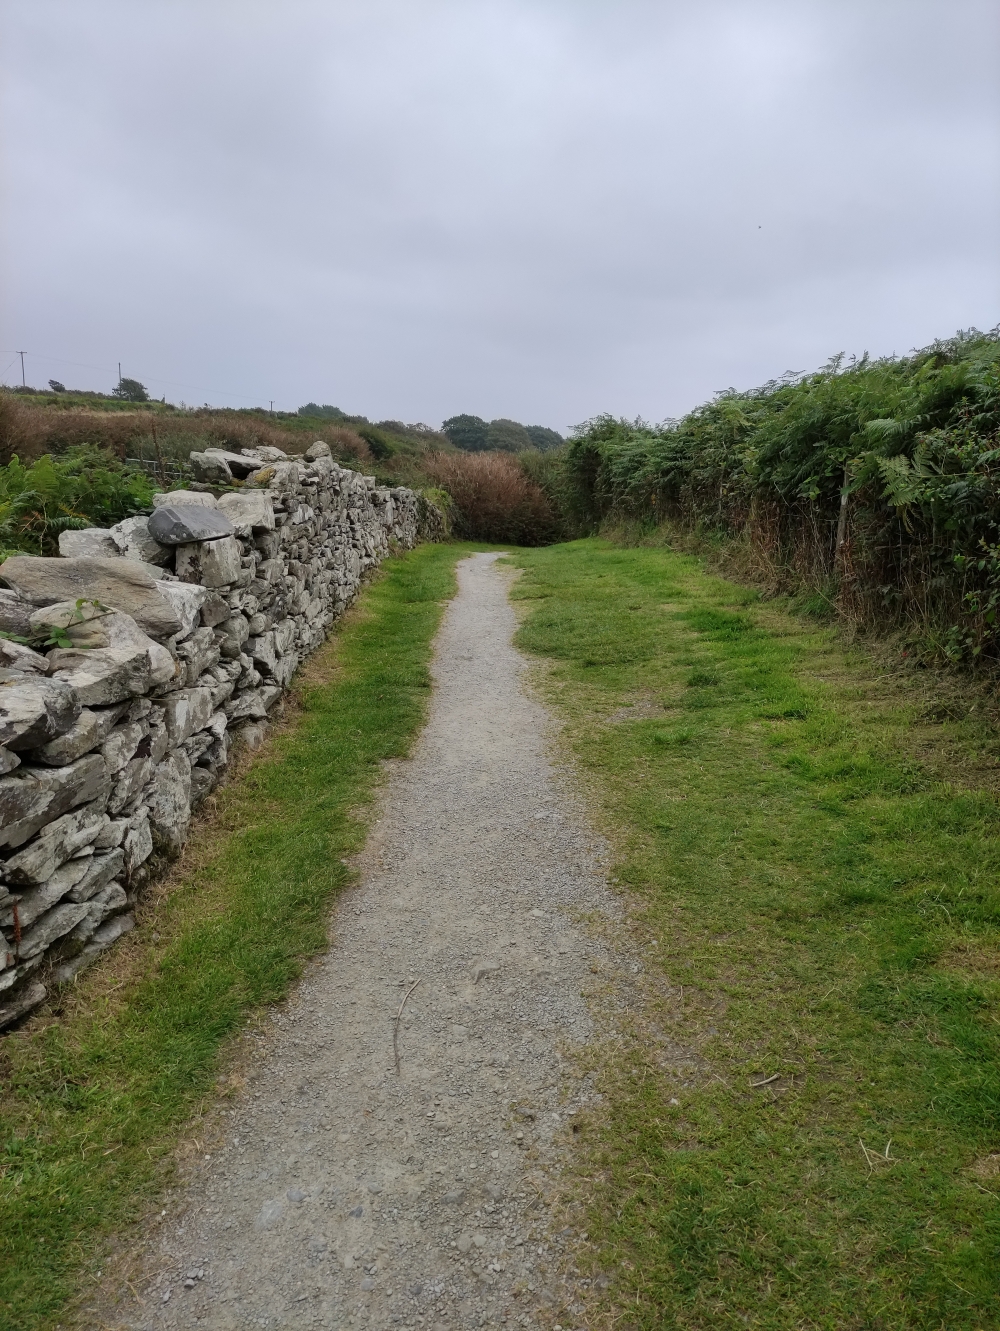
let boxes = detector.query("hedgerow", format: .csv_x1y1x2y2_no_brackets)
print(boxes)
564,328,1000,660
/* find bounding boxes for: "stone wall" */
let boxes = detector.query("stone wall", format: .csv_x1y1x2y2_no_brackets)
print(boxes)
0,442,442,1030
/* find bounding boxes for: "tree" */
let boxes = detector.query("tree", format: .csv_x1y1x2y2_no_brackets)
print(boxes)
487,418,532,452
525,424,564,452
442,414,489,451
298,403,347,420
112,377,149,402
48,380,66,393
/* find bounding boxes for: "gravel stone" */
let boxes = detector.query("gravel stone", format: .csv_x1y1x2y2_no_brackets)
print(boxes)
95,554,618,1330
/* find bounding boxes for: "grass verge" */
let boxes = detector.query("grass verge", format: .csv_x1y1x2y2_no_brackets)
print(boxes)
0,541,467,1331
509,538,1000,1330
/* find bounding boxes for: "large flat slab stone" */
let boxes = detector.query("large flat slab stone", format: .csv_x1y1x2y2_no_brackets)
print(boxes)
0,557,182,640
148,505,235,545
0,670,81,751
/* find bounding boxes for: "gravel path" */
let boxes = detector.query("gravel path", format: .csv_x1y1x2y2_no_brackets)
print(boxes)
103,552,621,1331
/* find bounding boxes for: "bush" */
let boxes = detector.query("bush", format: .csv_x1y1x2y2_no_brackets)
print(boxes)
421,451,561,545
0,447,156,557
565,328,1000,659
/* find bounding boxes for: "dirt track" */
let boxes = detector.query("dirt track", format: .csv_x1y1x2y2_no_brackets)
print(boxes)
99,552,624,1331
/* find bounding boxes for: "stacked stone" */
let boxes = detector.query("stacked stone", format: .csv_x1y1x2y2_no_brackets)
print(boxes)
0,442,438,1030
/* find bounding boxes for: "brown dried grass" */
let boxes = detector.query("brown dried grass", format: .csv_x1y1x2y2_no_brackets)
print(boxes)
0,394,375,469
421,449,559,545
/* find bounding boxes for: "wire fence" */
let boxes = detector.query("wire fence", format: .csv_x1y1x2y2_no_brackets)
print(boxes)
125,458,190,485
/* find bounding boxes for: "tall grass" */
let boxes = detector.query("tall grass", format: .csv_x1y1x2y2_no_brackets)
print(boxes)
421,449,562,544
0,395,373,471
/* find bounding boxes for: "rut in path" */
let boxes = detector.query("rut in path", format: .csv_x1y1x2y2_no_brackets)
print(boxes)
102,552,624,1331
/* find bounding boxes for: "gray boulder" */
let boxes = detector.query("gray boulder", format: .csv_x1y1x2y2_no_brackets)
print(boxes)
0,754,109,849
17,900,92,960
3,802,109,885
305,440,332,460
47,644,151,706
190,767,215,805
100,611,177,688
176,626,220,684
188,451,233,484
154,580,207,641
152,489,218,509
247,632,278,675
0,981,46,1031
66,878,128,945
100,720,146,773
29,598,114,648
0,639,47,673
66,848,125,901
109,515,173,566
202,448,261,479
58,529,120,559
199,592,231,627
93,817,127,849
122,813,153,877
225,689,268,723
0,589,36,638
216,490,275,535
148,504,235,545
146,750,192,855
106,754,154,816
0,670,81,751
271,652,298,688
175,535,241,588
216,614,250,659
28,703,128,766
0,556,182,640
1,857,91,929
160,686,213,746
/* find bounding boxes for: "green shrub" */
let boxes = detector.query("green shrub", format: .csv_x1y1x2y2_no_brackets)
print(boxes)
0,447,155,557
565,329,1000,659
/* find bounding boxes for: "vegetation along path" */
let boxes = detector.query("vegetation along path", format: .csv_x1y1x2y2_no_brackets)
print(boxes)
509,538,1000,1330
96,552,622,1330
9,535,1000,1331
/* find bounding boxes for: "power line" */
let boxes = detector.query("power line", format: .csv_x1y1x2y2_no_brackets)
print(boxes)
0,349,275,407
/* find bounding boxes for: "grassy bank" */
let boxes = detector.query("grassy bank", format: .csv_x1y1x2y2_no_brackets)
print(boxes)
0,542,465,1331
511,539,1000,1329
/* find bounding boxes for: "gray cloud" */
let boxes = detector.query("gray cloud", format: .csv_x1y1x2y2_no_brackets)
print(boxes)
2,0,998,430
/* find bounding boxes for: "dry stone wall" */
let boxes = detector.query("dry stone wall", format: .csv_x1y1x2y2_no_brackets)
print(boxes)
0,442,441,1030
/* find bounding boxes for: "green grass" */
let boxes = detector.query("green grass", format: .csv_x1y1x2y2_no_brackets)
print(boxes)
509,538,1000,1330
0,541,467,1331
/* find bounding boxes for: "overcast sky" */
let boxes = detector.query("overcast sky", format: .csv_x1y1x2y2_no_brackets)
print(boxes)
2,1,998,432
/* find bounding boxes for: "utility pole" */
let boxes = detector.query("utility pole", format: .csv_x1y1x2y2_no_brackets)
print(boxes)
18,351,25,387
270,400,274,415
118,362,122,387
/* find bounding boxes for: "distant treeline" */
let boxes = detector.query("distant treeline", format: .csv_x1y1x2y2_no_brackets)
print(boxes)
562,328,1000,662
299,404,564,455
